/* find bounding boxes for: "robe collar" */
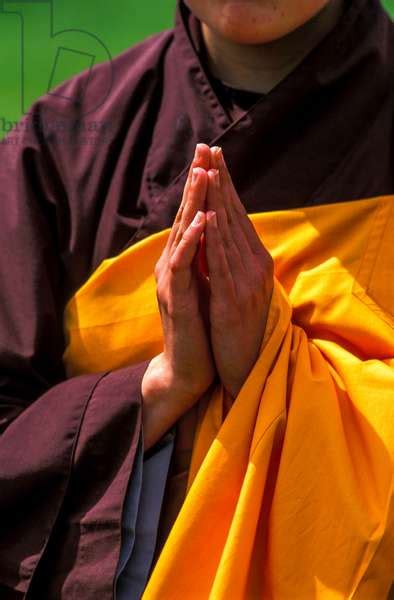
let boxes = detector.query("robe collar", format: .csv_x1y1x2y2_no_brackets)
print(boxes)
174,0,388,92
132,0,392,243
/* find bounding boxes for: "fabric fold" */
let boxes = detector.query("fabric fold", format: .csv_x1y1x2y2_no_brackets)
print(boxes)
0,364,147,599
64,197,394,599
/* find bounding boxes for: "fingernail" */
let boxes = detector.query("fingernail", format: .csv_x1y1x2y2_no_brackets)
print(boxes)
192,168,199,184
192,210,204,227
195,143,204,159
210,169,219,184
207,210,217,224
211,146,222,158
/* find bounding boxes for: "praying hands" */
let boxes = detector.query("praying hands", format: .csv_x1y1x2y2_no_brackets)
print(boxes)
204,145,274,398
142,143,273,448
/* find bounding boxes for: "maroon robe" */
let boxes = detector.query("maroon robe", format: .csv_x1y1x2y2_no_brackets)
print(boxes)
0,0,393,597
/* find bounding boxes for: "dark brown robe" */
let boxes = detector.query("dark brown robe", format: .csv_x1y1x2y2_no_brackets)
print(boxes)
0,0,393,597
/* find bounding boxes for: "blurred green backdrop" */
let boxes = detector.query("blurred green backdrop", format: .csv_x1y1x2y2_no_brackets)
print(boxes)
0,0,393,137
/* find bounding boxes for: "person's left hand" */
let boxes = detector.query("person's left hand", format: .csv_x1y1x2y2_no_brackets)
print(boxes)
202,146,274,399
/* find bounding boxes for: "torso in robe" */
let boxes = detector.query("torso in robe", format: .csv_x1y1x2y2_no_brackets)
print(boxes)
1,0,394,597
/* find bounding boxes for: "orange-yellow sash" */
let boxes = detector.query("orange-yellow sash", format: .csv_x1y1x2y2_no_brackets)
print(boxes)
64,197,394,599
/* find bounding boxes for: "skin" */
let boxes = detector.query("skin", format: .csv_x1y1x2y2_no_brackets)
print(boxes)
142,145,214,449
186,0,344,93
142,144,273,449
142,0,345,449
204,147,273,398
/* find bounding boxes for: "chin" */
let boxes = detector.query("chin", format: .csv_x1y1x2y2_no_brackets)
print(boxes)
215,3,275,41
198,0,330,45
217,21,288,45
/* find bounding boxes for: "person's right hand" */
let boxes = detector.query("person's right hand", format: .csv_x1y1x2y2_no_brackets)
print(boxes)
142,144,216,449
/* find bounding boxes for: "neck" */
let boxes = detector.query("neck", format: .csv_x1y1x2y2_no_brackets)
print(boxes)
201,0,344,93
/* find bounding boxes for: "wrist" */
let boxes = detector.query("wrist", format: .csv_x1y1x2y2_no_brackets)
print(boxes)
142,353,201,406
141,353,202,450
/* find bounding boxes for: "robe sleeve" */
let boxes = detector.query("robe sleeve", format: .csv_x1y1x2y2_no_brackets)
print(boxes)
0,114,149,597
115,431,174,600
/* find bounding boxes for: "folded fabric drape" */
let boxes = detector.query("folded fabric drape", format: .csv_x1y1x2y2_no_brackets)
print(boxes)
64,196,394,599
115,431,174,600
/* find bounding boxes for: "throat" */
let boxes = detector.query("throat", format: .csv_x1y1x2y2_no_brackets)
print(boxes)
201,0,344,94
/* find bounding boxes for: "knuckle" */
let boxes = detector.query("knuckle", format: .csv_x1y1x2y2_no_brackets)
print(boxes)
260,250,274,273
216,259,228,277
265,252,274,273
251,269,264,292
156,292,169,315
169,256,181,274
166,299,185,320
167,299,190,320
156,282,166,304
166,300,177,319
175,205,184,222
174,230,184,247
222,232,232,250
182,229,191,243
239,280,260,305
251,281,262,299
212,303,239,328
154,262,162,281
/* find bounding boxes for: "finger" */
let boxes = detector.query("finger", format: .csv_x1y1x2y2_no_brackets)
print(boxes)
206,169,251,290
211,147,263,255
210,146,247,240
171,167,208,253
170,210,206,290
194,143,211,171
208,153,256,276
166,144,210,250
210,148,273,290
206,169,233,248
209,146,222,171
210,147,245,218
205,210,236,300
177,144,211,223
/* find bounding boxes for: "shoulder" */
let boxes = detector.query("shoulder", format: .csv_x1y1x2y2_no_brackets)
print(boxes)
12,28,176,177
1,28,176,206
383,10,394,81
35,29,175,123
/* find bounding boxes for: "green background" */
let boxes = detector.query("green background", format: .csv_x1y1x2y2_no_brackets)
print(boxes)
1,0,393,136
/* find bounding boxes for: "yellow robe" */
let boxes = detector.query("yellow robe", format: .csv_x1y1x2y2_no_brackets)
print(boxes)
64,196,394,599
